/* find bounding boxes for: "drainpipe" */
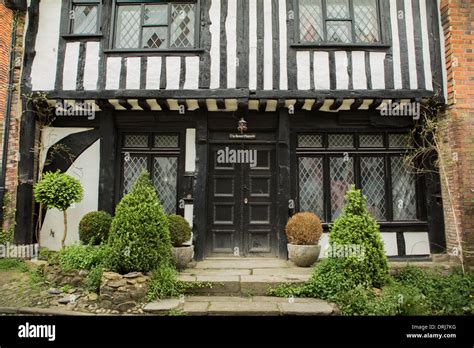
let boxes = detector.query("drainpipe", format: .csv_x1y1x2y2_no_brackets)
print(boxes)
0,12,19,226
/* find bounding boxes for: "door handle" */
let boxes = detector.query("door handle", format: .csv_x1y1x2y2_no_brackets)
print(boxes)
244,198,248,205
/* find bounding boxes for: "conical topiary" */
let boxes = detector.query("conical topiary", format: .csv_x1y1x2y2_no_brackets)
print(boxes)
328,185,389,288
107,170,172,274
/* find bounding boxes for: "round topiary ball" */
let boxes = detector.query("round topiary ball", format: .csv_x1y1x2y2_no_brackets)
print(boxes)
168,214,192,247
79,211,112,245
285,212,323,245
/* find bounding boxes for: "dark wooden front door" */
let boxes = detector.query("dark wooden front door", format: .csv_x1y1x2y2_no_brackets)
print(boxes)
207,143,276,257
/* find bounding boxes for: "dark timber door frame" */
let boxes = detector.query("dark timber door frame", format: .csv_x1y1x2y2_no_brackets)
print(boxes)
207,139,278,257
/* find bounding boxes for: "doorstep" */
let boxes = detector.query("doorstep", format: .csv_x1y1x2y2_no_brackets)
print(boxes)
143,296,340,316
178,258,311,296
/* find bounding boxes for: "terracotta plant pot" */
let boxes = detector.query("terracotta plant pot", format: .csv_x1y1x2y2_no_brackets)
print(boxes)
171,245,194,270
287,243,321,267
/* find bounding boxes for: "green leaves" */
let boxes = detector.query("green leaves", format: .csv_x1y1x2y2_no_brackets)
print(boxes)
107,170,172,274
328,185,390,288
168,214,192,247
79,211,112,245
34,170,83,211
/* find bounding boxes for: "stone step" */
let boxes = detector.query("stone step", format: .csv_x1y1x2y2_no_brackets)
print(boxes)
143,296,339,316
177,273,310,296
194,258,290,269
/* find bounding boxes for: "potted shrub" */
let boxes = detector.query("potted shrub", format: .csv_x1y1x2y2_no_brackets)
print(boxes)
168,214,193,270
286,212,323,267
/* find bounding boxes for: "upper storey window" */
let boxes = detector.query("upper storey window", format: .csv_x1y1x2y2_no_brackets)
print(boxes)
112,0,198,50
297,0,381,45
69,0,101,35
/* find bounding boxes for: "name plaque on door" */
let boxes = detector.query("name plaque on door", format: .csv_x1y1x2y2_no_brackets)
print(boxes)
229,134,256,139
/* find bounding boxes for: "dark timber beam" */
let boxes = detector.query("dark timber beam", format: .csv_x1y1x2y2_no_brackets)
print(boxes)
277,109,290,259
193,111,208,260
98,111,117,215
15,0,39,244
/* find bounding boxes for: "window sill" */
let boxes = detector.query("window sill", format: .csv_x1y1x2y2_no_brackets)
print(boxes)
104,48,204,55
322,221,428,229
62,34,103,39
291,43,390,50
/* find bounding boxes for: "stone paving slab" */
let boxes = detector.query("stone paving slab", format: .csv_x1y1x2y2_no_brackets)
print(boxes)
240,275,308,296
185,296,251,303
181,269,252,276
278,302,336,316
252,267,313,275
195,259,289,269
182,301,210,315
143,299,180,313
207,301,280,316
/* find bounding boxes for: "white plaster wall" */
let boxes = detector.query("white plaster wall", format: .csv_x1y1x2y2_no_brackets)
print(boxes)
62,42,80,90
40,127,93,166
296,51,310,90
380,232,398,256
83,42,100,90
314,52,330,90
146,57,162,89
185,129,196,172
226,0,237,88
30,0,61,91
404,232,430,255
39,130,100,250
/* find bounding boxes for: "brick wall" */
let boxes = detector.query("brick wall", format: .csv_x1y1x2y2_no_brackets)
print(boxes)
440,0,474,267
0,3,24,231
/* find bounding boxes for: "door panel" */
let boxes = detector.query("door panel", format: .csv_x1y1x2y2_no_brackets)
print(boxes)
207,143,276,257
208,144,242,256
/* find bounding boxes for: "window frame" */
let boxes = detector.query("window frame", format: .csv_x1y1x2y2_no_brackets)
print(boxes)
294,131,424,225
67,0,102,37
118,131,183,215
109,0,201,52
293,0,389,49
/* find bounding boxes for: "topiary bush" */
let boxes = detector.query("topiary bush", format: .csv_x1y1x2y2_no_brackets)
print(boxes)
168,214,192,247
285,212,323,245
34,170,83,248
107,170,172,274
79,211,112,245
327,185,389,288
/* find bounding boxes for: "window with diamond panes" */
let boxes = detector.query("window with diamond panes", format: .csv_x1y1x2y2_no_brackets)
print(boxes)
153,157,178,214
70,1,100,35
121,133,180,214
328,134,354,148
360,156,386,220
297,0,381,44
299,157,325,220
330,156,354,219
154,135,179,148
391,156,417,220
113,1,197,50
359,134,383,148
298,134,323,148
296,132,420,223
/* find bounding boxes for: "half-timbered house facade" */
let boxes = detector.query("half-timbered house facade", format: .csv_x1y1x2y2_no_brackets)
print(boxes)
15,0,448,260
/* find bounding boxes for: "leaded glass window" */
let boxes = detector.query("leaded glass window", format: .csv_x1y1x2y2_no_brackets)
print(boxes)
391,156,417,220
360,156,386,220
113,1,197,50
299,157,325,220
296,132,419,222
330,156,354,219
121,133,181,214
298,0,381,44
69,1,100,35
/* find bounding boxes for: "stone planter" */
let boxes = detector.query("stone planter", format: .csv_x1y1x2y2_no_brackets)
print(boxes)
287,243,321,267
171,245,194,270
